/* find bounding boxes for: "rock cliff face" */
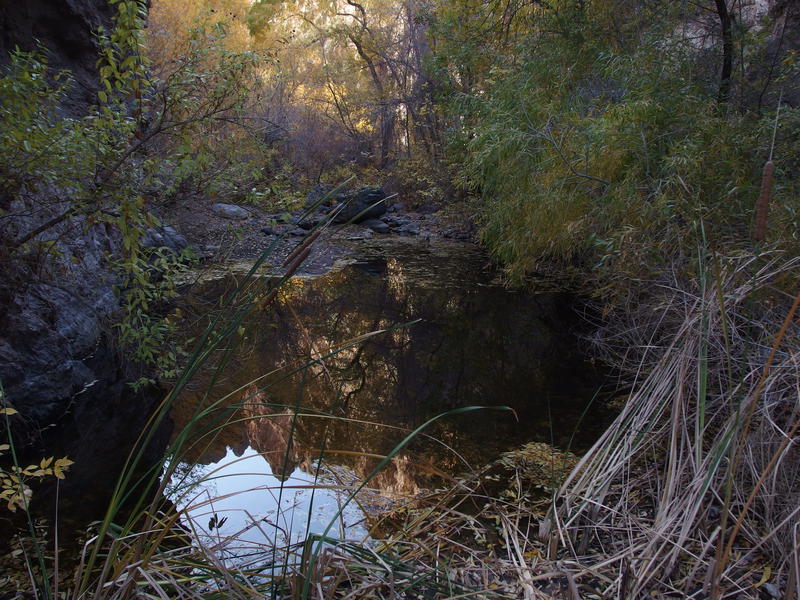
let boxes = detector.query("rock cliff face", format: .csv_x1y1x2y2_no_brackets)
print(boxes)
0,1,167,522
0,0,113,112
1,0,121,428
0,0,169,524
1,223,124,426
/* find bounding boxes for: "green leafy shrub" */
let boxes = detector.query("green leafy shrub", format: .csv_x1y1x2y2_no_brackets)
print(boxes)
445,3,800,284
385,156,448,207
0,0,267,382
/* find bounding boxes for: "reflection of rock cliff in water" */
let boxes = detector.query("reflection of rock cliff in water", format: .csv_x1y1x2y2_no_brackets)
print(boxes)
345,453,428,496
170,384,299,480
242,386,299,481
171,380,424,494
296,450,430,497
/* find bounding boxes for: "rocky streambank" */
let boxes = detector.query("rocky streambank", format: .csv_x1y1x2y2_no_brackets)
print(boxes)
157,185,477,272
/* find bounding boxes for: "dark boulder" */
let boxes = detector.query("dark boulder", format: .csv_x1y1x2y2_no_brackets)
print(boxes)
332,187,387,224
304,183,334,210
298,217,320,231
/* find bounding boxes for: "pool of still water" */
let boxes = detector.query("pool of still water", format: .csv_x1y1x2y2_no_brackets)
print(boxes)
168,236,609,549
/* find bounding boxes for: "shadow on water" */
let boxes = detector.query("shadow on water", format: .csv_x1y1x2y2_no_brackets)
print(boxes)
171,237,609,509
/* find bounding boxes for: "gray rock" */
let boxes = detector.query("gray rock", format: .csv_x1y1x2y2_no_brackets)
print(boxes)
141,225,188,253
347,229,373,241
362,218,389,234
289,228,307,236
383,215,409,227
211,203,250,219
396,222,420,236
332,187,388,224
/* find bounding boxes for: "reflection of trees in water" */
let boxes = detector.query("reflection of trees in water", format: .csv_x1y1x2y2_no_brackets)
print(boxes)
170,385,433,495
172,245,603,495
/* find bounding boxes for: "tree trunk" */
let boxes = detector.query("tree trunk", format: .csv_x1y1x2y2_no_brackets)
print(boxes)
715,0,733,104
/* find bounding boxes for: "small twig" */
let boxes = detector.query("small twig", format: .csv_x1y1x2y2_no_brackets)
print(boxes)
10,208,72,250
538,123,610,187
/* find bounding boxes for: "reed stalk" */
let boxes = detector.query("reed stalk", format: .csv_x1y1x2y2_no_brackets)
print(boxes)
549,251,800,597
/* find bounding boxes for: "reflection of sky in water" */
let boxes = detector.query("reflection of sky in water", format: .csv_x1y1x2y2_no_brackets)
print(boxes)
169,448,369,565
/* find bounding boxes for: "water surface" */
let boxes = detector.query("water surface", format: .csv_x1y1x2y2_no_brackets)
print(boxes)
170,237,606,541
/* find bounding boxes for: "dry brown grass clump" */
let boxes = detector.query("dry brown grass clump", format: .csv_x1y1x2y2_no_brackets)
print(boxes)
543,251,800,598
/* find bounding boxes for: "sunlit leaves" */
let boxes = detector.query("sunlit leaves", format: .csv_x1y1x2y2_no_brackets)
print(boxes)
53,458,75,480
0,434,73,512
